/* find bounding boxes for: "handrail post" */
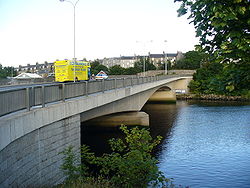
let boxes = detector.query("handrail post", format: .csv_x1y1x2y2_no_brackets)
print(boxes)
26,88,30,111
85,81,88,96
31,87,35,107
41,86,45,108
62,83,65,102
123,78,126,88
102,79,105,92
114,78,117,89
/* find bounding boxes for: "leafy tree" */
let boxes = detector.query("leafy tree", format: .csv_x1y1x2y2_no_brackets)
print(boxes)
175,0,250,63
134,57,156,72
60,146,83,184
60,126,173,188
93,126,166,188
90,60,101,70
0,64,17,79
189,60,250,96
124,67,140,75
90,60,109,75
173,50,209,70
109,65,125,75
189,61,224,94
175,0,250,97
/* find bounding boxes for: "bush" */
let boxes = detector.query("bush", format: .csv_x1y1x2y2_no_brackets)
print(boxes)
59,125,173,188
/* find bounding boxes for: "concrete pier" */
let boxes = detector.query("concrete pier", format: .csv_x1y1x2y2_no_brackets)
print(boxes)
0,115,80,187
84,112,149,127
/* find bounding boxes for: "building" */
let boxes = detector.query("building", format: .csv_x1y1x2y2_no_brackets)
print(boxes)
101,51,184,69
102,56,138,68
16,62,54,77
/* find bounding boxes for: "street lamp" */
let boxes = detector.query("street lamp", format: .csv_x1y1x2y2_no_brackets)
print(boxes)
59,0,80,82
163,40,168,75
136,40,153,77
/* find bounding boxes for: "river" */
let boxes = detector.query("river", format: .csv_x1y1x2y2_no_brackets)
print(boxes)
81,100,250,187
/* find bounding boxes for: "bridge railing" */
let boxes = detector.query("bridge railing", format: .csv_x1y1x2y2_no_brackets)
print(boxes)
0,74,186,117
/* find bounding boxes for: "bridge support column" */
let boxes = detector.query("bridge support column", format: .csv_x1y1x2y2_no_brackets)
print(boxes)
0,114,81,187
83,112,149,128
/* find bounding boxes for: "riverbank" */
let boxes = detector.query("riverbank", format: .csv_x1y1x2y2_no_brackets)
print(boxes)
177,94,250,101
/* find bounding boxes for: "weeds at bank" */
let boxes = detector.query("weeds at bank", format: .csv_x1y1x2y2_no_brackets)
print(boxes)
57,125,175,188
176,93,250,101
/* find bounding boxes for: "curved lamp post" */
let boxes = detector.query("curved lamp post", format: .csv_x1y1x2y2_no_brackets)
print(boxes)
59,0,80,82
136,40,153,77
163,40,168,75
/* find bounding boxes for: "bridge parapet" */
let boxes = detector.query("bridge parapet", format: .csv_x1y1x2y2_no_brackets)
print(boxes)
0,75,189,118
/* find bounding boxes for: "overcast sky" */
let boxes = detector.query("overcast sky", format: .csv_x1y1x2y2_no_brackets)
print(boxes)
0,0,199,67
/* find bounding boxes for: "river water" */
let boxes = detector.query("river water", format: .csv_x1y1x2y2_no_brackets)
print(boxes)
81,100,250,188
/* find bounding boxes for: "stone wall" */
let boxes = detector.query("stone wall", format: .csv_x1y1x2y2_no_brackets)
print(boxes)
0,114,80,187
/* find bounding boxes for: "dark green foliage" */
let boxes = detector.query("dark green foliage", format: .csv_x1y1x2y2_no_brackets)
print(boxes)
124,67,140,75
0,64,17,78
175,0,250,63
109,65,142,75
134,57,157,72
90,60,109,75
59,126,173,188
175,0,250,96
93,126,166,188
189,61,250,96
157,60,173,71
108,65,125,75
173,51,209,70
106,58,157,75
55,176,116,188
60,146,82,183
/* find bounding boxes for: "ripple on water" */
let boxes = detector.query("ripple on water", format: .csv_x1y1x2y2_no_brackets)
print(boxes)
143,101,250,188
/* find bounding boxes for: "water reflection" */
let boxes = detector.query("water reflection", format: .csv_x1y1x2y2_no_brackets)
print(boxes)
148,101,250,188
141,103,182,155
81,101,250,188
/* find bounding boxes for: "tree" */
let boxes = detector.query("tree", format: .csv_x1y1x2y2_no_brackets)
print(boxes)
109,65,125,75
0,64,17,79
189,60,250,96
173,50,209,70
175,0,250,63
175,0,250,97
124,67,140,75
90,60,109,75
60,126,172,187
90,60,101,70
93,126,166,187
134,57,156,72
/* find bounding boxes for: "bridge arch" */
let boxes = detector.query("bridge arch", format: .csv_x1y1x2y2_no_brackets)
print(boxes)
147,85,176,103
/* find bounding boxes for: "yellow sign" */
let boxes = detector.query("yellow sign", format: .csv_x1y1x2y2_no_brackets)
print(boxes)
54,60,90,82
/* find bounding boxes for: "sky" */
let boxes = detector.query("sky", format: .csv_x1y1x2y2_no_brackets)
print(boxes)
0,0,199,67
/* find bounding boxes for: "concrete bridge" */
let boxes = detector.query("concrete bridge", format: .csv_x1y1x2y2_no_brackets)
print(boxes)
0,75,192,187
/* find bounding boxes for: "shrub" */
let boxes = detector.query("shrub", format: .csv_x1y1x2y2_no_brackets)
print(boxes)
59,125,173,187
